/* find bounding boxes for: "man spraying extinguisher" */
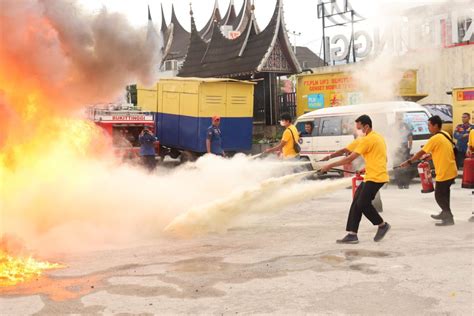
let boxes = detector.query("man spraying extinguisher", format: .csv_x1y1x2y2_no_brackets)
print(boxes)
400,116,458,226
320,115,390,244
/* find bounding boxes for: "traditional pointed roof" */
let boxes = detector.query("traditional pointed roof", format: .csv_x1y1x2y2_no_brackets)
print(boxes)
233,0,259,34
198,0,222,42
162,4,191,61
160,3,168,33
180,13,209,74
221,0,237,26
179,0,301,78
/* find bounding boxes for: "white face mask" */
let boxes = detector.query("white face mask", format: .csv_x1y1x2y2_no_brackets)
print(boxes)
280,121,286,127
355,129,365,137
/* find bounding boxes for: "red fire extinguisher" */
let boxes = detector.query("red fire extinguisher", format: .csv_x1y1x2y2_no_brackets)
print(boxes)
462,154,474,189
418,161,434,193
352,170,365,198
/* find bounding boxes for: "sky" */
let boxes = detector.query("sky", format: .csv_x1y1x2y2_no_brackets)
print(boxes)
77,0,462,55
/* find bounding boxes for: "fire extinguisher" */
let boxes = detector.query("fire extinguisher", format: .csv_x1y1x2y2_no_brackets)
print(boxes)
352,170,365,198
418,161,434,193
462,154,474,189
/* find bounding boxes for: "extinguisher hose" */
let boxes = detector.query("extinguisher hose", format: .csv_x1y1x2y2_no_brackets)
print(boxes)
393,160,423,170
329,168,358,174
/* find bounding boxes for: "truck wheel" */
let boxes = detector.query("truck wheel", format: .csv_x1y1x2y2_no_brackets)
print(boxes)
180,151,197,163
170,149,180,159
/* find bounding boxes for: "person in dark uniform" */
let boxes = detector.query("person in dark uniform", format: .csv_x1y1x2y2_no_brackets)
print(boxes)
453,112,472,169
139,127,157,171
320,115,390,244
206,115,225,157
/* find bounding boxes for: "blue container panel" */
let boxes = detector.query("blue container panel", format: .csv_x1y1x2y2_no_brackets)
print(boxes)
160,113,180,146
179,115,199,151
156,113,253,153
218,117,253,151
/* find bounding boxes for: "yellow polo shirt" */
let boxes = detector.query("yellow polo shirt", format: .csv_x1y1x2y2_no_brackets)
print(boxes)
281,125,299,158
469,129,474,150
346,138,361,152
422,131,457,182
353,131,389,183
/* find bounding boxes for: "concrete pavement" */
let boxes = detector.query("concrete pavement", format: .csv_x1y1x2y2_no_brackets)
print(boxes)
1,183,473,315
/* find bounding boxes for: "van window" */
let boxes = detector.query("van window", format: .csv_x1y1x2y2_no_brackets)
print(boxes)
341,115,357,136
404,111,431,140
320,117,341,136
296,118,320,136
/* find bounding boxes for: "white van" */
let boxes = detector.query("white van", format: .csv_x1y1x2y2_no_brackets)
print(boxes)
294,101,432,170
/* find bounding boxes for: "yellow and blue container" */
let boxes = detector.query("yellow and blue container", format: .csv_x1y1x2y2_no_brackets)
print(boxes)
137,78,255,153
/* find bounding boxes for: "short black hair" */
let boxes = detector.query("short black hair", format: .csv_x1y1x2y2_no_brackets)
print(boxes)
463,112,471,118
280,113,292,123
304,121,314,127
428,115,443,128
355,114,372,128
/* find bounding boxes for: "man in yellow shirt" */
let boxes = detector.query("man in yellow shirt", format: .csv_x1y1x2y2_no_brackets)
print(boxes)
400,115,457,226
320,115,390,244
265,113,299,159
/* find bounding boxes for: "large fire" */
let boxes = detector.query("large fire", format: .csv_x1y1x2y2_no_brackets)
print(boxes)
0,2,113,286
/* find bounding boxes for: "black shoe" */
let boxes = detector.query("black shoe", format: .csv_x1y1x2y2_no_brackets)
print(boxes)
431,212,452,220
435,218,455,226
469,216,474,223
336,234,359,244
374,223,391,242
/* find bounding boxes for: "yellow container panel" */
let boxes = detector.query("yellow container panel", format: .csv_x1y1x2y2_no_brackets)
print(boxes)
199,82,226,118
179,93,199,117
183,82,200,94
452,88,474,129
162,82,184,93
162,92,180,115
225,83,254,118
137,88,158,112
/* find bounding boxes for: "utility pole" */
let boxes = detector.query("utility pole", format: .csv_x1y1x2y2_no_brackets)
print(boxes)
289,30,302,54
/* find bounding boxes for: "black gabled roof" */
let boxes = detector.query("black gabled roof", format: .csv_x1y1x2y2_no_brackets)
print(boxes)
295,46,325,68
163,5,191,61
179,0,301,78
221,0,237,26
198,0,222,42
180,15,208,75
160,3,168,34
232,0,259,34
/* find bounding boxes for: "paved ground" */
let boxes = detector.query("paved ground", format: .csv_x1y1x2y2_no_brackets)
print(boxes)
1,182,473,315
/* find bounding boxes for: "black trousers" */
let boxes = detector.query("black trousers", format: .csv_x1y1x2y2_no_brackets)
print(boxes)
455,150,466,169
346,181,385,233
434,178,455,216
142,155,156,171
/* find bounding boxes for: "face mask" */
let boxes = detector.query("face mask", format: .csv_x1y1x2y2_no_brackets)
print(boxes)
355,129,365,137
280,121,286,127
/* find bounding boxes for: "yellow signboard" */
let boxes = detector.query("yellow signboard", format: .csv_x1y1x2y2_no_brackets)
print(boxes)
296,70,419,117
452,87,474,129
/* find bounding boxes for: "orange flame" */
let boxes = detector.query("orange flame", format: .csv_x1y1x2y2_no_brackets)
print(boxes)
0,250,64,287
